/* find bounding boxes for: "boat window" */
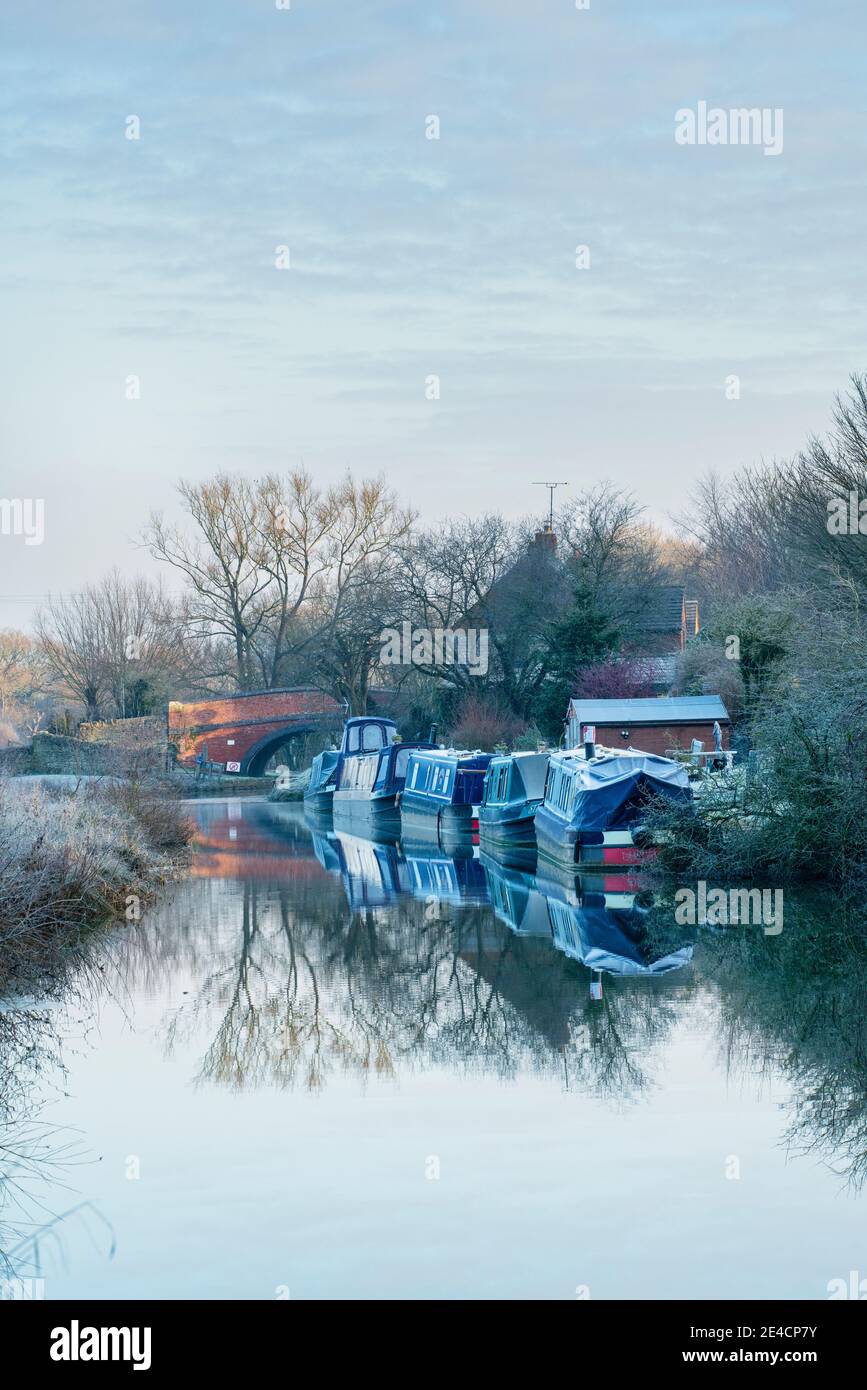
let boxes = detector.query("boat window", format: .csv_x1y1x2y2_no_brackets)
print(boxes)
362,723,384,751
347,727,360,754
395,748,410,779
441,767,452,795
410,760,420,789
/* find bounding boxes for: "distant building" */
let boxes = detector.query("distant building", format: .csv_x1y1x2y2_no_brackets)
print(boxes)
566,695,730,758
621,585,701,692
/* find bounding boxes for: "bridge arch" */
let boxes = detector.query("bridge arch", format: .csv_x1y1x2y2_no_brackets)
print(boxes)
242,722,333,776
167,687,343,776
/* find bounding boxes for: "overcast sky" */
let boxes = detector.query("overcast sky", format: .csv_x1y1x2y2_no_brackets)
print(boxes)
1,0,865,628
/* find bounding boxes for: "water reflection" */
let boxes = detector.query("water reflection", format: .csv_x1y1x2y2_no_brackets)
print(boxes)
164,801,867,1184
136,803,699,1102
3,793,867,1296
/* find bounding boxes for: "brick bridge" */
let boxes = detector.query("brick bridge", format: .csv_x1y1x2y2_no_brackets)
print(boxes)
167,687,343,776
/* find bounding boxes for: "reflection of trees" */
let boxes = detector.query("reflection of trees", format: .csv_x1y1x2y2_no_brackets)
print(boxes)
693,893,867,1189
145,870,694,1104
0,939,118,1282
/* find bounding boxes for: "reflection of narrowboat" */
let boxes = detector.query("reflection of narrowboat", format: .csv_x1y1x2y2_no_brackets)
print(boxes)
480,854,553,938
331,830,405,910
400,749,492,836
535,867,693,977
479,751,549,850
309,826,342,876
534,747,691,869
400,840,489,909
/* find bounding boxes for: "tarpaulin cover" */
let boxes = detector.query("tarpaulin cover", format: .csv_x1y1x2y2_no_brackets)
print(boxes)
565,749,691,831
309,748,340,791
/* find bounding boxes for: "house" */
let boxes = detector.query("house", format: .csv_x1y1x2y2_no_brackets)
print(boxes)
620,586,701,692
566,695,730,758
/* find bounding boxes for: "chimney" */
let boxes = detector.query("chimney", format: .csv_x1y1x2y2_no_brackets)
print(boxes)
533,525,557,550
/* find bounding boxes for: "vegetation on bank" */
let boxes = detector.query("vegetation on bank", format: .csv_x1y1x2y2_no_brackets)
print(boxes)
644,377,867,887
0,779,193,992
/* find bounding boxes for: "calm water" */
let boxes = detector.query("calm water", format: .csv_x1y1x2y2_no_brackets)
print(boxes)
2,797,866,1300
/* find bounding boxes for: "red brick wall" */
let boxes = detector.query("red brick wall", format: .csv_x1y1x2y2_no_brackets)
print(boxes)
594,722,730,757
167,688,341,770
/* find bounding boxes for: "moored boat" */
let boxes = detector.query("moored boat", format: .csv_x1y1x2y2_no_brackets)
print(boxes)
333,733,436,833
478,750,549,850
399,748,492,838
534,745,692,870
304,746,341,814
304,716,411,816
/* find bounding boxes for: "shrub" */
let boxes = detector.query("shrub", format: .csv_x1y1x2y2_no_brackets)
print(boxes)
448,695,526,752
0,779,193,990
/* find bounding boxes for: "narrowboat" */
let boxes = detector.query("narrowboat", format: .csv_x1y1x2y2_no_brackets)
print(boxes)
399,749,492,838
478,750,549,850
534,745,692,870
333,734,436,833
304,716,410,816
303,746,341,814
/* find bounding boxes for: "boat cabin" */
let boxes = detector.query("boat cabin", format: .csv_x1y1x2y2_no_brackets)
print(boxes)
401,749,492,828
479,750,549,846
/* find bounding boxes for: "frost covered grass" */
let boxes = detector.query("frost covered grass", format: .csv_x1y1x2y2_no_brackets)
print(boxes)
0,778,192,989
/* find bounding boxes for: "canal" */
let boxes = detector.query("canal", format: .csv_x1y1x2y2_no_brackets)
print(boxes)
2,797,866,1300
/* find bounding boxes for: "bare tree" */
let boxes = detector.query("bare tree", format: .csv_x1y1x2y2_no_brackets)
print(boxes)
146,469,414,694
36,573,179,721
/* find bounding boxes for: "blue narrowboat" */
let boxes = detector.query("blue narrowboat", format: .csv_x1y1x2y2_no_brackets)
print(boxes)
399,749,493,839
478,750,549,851
304,715,411,816
304,746,342,814
534,746,692,870
332,726,436,833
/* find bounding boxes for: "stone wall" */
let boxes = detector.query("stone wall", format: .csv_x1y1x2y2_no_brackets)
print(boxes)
29,733,165,776
79,715,165,747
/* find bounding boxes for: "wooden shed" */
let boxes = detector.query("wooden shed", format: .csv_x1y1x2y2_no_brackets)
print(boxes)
565,695,731,758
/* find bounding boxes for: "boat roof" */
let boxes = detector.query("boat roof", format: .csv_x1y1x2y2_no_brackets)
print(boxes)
488,749,551,797
567,695,729,725
407,747,488,761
